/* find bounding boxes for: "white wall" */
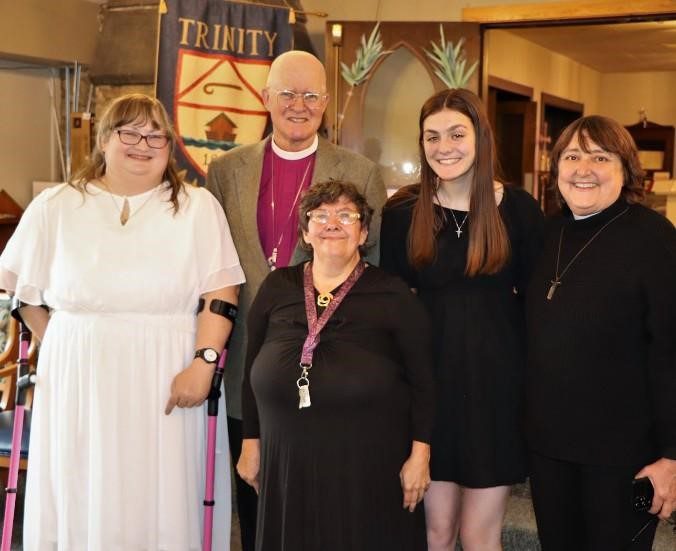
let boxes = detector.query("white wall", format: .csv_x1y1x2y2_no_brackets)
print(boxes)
598,71,676,175
486,30,601,115
0,65,61,208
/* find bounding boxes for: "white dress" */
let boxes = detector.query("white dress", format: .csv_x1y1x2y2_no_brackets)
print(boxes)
0,182,245,550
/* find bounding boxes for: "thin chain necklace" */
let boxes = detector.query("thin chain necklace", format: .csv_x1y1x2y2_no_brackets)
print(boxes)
435,181,469,238
267,153,312,270
547,206,629,300
448,208,469,238
102,180,160,226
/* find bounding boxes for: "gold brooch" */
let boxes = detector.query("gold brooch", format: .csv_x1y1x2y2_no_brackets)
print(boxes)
317,292,333,307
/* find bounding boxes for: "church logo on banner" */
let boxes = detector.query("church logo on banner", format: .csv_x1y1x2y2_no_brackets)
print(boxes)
157,0,293,185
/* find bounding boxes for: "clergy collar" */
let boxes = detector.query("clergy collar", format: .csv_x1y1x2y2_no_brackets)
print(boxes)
565,197,629,230
573,211,600,220
271,135,318,160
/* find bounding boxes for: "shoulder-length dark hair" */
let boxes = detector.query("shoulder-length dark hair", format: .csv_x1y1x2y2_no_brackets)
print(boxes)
389,88,509,276
549,115,645,206
70,93,185,214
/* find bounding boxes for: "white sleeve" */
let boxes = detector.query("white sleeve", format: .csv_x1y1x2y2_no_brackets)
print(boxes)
194,187,245,294
0,191,53,305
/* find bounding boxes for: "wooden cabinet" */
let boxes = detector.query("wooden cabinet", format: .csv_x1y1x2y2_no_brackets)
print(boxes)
625,121,675,187
0,190,23,254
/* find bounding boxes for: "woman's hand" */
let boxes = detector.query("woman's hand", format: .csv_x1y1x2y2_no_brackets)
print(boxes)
636,457,676,520
164,359,214,414
237,438,261,494
399,441,431,512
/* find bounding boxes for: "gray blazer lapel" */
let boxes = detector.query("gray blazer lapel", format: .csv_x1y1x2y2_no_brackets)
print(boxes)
311,137,342,185
235,139,269,275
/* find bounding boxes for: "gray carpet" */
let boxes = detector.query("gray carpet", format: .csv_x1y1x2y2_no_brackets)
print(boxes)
1,478,674,549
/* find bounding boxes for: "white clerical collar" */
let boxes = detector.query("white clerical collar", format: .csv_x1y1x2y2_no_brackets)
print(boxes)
271,135,318,160
573,211,601,220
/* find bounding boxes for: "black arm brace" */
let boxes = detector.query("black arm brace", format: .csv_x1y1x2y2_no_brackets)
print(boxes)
196,298,238,323
10,296,49,325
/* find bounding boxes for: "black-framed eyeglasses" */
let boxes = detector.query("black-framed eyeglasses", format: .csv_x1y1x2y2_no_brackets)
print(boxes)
272,89,328,110
307,209,361,225
116,129,170,149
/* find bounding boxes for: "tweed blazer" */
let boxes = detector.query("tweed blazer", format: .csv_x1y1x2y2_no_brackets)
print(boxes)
206,135,386,418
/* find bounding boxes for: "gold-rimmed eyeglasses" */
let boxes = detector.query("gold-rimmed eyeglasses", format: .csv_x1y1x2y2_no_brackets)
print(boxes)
116,129,170,149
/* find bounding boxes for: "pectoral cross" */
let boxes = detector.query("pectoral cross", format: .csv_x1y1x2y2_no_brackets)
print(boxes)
267,247,278,271
546,279,561,300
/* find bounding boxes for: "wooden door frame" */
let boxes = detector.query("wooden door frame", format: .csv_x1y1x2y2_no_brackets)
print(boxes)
474,8,676,101
463,1,676,24
486,75,534,129
540,92,584,131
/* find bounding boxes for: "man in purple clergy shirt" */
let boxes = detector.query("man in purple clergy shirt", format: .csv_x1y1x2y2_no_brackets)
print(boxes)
206,50,386,549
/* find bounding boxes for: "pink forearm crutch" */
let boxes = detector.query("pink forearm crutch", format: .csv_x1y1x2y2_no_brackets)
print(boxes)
201,299,237,551
1,321,35,551
202,349,227,551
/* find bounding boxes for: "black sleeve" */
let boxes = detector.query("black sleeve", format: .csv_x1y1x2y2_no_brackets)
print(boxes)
388,280,435,443
241,273,276,438
641,215,676,459
512,189,545,296
379,204,419,289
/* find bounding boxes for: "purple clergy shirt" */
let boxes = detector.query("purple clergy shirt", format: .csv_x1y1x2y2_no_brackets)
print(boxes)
257,141,316,268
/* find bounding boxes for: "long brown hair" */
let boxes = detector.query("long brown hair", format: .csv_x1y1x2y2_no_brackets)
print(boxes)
549,115,645,207
390,88,509,275
70,93,184,213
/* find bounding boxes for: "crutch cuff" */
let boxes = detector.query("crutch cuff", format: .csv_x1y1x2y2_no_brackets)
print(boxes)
209,300,238,323
10,296,25,323
10,297,49,324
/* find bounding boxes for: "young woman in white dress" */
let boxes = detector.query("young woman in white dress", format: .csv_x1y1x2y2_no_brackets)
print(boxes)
0,93,245,550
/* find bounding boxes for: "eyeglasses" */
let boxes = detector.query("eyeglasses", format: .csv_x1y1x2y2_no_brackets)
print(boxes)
272,89,328,110
307,209,361,225
116,129,170,149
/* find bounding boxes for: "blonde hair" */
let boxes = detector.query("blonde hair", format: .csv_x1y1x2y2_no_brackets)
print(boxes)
70,93,184,213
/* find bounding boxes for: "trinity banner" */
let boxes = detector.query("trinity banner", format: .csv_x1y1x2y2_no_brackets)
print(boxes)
157,0,293,185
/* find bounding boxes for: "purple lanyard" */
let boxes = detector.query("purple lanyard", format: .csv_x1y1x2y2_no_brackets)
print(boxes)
300,261,366,367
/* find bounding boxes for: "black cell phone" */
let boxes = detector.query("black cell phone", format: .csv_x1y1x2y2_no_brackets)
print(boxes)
632,477,654,512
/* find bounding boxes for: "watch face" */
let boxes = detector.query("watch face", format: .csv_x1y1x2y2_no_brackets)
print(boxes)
203,348,218,362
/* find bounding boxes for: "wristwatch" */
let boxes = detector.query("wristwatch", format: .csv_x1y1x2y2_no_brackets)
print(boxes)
194,347,219,364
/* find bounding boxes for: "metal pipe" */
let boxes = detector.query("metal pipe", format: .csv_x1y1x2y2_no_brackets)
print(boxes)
65,66,71,181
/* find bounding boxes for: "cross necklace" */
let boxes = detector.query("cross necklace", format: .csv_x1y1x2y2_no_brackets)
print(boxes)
547,206,629,300
436,183,469,238
449,208,469,238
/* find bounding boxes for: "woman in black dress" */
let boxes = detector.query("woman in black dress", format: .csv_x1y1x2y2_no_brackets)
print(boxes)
525,115,676,551
380,89,543,551
237,180,435,551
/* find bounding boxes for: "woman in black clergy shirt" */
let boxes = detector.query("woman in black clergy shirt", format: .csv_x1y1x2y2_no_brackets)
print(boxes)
525,115,676,551
236,181,435,551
